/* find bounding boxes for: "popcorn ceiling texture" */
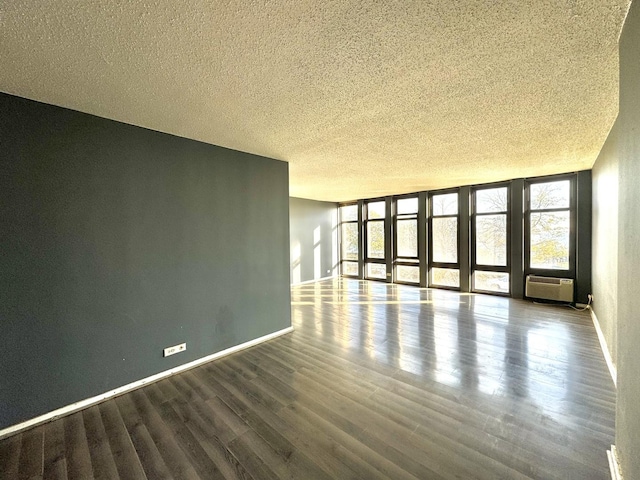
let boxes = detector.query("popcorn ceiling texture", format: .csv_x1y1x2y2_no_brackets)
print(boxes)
0,1,631,201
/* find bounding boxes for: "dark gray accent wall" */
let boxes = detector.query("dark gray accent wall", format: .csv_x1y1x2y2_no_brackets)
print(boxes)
575,170,593,304
459,186,471,292
509,179,525,298
418,192,428,287
616,2,640,477
289,197,337,284
384,197,393,283
592,120,618,369
0,92,291,430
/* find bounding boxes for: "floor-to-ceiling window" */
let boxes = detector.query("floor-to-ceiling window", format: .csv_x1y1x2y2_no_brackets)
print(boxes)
364,200,387,280
338,172,585,297
429,190,460,288
394,195,419,284
472,184,510,294
339,204,359,277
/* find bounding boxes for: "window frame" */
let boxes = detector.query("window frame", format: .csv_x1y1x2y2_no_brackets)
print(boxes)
393,194,420,285
471,182,511,295
364,198,387,281
338,203,359,277
428,188,461,289
524,174,576,278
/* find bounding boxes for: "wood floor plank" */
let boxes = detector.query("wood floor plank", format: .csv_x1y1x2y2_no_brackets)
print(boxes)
115,393,172,480
98,400,148,480
128,388,202,480
166,392,254,480
0,432,21,479
82,406,119,480
63,412,94,480
169,377,250,445
17,424,43,479
43,420,67,480
152,392,226,480
206,367,338,480
226,431,280,480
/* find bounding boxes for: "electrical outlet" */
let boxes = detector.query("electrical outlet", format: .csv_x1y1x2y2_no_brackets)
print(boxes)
164,343,186,357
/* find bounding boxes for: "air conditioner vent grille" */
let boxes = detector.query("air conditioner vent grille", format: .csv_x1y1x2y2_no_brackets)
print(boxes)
526,275,574,302
528,275,561,285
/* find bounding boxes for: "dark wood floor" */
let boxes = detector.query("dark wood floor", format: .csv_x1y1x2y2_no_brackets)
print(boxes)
0,278,616,479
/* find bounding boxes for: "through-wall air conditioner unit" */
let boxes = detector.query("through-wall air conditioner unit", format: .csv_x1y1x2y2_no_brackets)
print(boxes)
525,275,574,303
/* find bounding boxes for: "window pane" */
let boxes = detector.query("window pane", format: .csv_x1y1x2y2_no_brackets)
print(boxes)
367,201,385,219
432,217,458,263
341,222,359,261
432,268,459,287
432,193,458,216
396,265,419,283
476,214,507,266
397,197,418,214
476,187,508,213
474,272,510,293
396,219,417,257
342,261,358,276
340,204,358,222
367,221,385,259
531,180,570,210
530,211,570,269
367,263,386,279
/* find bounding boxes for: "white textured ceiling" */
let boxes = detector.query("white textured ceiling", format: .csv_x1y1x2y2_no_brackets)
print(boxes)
0,1,631,201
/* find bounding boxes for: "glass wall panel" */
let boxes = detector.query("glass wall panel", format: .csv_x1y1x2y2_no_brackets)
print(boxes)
397,197,419,215
432,268,460,287
396,265,419,283
530,181,570,210
396,219,417,258
432,217,458,263
340,204,358,222
367,221,385,259
432,193,458,215
367,201,385,219
367,263,386,279
340,222,359,261
474,271,510,293
339,204,359,277
476,187,508,213
530,211,570,269
475,215,507,266
342,261,358,276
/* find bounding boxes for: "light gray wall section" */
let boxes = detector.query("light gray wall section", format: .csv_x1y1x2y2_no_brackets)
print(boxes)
289,197,338,284
616,2,640,477
0,92,291,430
591,120,618,369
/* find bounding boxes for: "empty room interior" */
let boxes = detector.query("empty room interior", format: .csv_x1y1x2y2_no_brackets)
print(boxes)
1,1,639,479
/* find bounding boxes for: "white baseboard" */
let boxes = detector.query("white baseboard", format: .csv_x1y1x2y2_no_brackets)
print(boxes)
608,445,623,480
291,275,336,286
591,309,617,387
0,326,294,440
